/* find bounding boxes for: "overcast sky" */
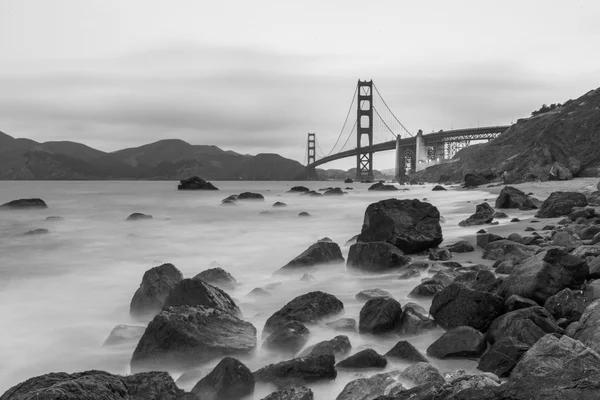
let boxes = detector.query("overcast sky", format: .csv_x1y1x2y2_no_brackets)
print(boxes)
1,0,599,170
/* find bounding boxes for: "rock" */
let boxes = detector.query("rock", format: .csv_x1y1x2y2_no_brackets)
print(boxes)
177,176,218,190
454,270,498,293
492,211,508,219
408,279,446,298
130,263,184,320
430,283,504,331
260,211,274,216
572,299,600,353
495,186,541,210
263,321,310,355
398,269,421,280
552,231,582,250
476,233,503,249
385,340,428,363
396,306,437,336
357,199,443,254
193,267,237,291
344,178,353,183
300,273,315,282
499,334,600,399
238,192,264,201
336,348,387,369
273,201,287,207
298,212,311,217
544,287,592,324
432,185,447,191
497,248,588,304
368,182,399,191
549,161,573,180
503,294,538,313
162,278,241,317
571,244,600,258
127,213,153,221
485,306,560,346
24,228,49,235
426,326,486,359
588,191,600,205
191,357,254,400
221,199,236,206
326,318,357,332
261,387,314,400
253,354,337,387
323,187,344,196
299,335,351,359
448,240,475,253
403,302,428,315
359,297,402,334
355,288,393,301
567,157,582,175
45,216,63,220
103,324,146,346
430,269,460,286
277,241,344,273
464,173,488,187
248,287,271,298
510,218,520,222
0,198,47,209
534,191,588,218
130,306,257,372
288,186,310,193
399,362,445,387
347,242,411,272
428,248,452,261
0,370,197,400
458,202,495,227
264,291,344,335
477,337,530,378
482,239,537,263
336,373,403,400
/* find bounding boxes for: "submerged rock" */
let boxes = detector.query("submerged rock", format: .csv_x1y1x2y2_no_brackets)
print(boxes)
126,213,153,221
368,182,399,191
130,263,184,320
238,192,264,201
253,354,337,387
261,387,314,400
399,362,445,387
326,318,357,332
355,288,393,302
177,176,218,190
359,297,402,334
162,278,241,317
263,320,310,355
24,228,49,235
0,198,47,209
103,324,146,347
298,335,351,359
347,241,411,272
277,241,344,273
193,267,237,291
191,357,254,400
336,348,387,369
288,186,310,193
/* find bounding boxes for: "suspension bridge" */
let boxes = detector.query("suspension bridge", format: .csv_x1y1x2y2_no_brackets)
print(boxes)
305,80,510,181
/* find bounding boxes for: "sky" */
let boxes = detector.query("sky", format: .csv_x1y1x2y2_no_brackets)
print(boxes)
0,0,599,170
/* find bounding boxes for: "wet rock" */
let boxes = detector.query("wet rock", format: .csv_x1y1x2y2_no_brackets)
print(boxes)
191,357,254,400
493,211,508,219
426,326,486,359
130,306,257,372
432,185,447,191
385,340,428,363
398,269,421,280
355,288,393,302
248,287,271,298
263,321,310,355
476,233,503,249
347,241,411,272
396,306,437,336
428,248,452,261
336,373,404,400
336,348,387,369
193,267,237,291
459,202,495,227
454,270,498,293
408,279,446,298
344,178,353,183
273,201,287,207
288,186,309,193
261,387,314,400
298,212,311,217
130,263,184,320
238,192,264,201
572,299,600,353
253,354,337,387
551,231,582,250
510,218,520,222
464,173,488,188
549,161,573,180
368,182,399,191
162,278,241,317
264,291,344,335
326,318,357,332
430,269,460,286
177,176,218,190
221,199,236,206
403,302,428,315
127,213,153,221
485,306,560,346
103,324,146,347
277,241,344,273
477,337,530,378
0,198,47,209
503,294,538,313
430,283,504,331
448,240,475,253
544,287,593,324
482,239,537,263
534,191,588,218
399,362,445,387
571,244,600,258
45,216,63,221
24,228,49,235
359,297,402,334
324,187,344,196
357,198,443,254
495,186,541,210
298,335,351,359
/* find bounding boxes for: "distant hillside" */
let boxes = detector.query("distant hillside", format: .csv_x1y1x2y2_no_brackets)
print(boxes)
413,86,600,183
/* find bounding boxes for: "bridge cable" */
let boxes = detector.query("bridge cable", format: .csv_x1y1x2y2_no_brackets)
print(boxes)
372,82,413,137
373,106,397,139
340,120,357,152
324,83,358,156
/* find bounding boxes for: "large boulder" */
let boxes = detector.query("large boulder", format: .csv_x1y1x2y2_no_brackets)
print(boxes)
263,291,344,335
458,202,495,227
298,335,351,359
261,387,314,400
396,306,437,336
385,340,428,363
193,267,237,290
408,279,446,298
399,362,445,387
263,321,310,355
535,191,588,218
177,176,218,190
355,288,393,302
253,354,337,387
359,297,402,334
477,337,530,378
482,240,537,263
426,326,486,359
497,248,588,304
448,240,475,253
572,299,600,354
277,241,344,273
336,373,404,400
544,287,599,324
485,306,560,346
130,263,184,320
130,306,257,372
347,242,411,272
357,198,443,254
368,182,399,191
0,198,47,209
495,186,541,210
336,348,387,369
326,318,357,332
464,173,488,187
237,192,264,201
429,283,504,331
191,357,254,400
548,162,573,181
0,370,196,400
162,278,241,317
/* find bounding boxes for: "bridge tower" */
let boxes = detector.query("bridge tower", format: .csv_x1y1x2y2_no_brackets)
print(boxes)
356,80,374,181
306,133,317,179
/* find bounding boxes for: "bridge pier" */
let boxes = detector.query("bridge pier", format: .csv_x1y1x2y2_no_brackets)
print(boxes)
414,129,428,171
395,136,406,180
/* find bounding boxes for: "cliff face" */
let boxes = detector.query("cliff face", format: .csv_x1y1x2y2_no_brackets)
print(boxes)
414,87,600,183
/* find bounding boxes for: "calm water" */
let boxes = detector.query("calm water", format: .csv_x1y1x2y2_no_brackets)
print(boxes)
0,180,500,396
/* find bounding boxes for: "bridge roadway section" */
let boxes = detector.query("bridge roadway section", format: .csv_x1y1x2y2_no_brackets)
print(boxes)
307,125,511,169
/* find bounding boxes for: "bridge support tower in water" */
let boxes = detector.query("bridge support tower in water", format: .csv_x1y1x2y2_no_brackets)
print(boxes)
306,132,317,178
356,80,374,181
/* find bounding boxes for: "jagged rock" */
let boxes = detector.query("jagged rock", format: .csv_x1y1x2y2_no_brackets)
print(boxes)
103,325,146,347
326,318,357,332
571,244,600,258
130,306,257,372
385,340,428,363
162,278,241,317
544,287,595,324
277,241,344,273
355,288,393,301
347,241,411,272
497,248,588,304
191,357,254,400
495,186,541,210
24,228,49,235
408,279,446,298
253,354,337,387
482,239,537,263
477,337,530,378
336,373,404,400
572,299,600,353
177,176,218,190
428,248,452,261
263,321,310,355
130,263,184,320
336,348,387,369
359,297,402,334
399,362,445,387
396,306,437,336
503,294,538,313
368,182,399,191
358,198,443,254
194,267,237,290
238,192,264,200
535,191,588,218
426,326,486,359
430,283,504,331
264,291,344,334
485,306,560,346
261,387,314,400
454,270,498,293
464,173,488,187
127,213,153,221
549,162,573,180
0,198,47,209
459,203,495,227
298,335,351,359
288,186,310,192
448,240,475,253
476,233,503,249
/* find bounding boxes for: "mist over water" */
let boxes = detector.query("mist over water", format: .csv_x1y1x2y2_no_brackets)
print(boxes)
0,180,497,397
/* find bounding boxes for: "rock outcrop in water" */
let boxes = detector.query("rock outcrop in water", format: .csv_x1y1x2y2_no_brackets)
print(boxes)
253,354,337,387
346,241,411,272
191,357,254,400
0,198,48,209
193,267,237,290
162,278,241,317
177,176,218,190
276,241,344,273
130,263,184,320
495,186,541,210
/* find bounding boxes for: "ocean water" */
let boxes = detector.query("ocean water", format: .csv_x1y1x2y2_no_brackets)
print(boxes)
0,180,499,397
